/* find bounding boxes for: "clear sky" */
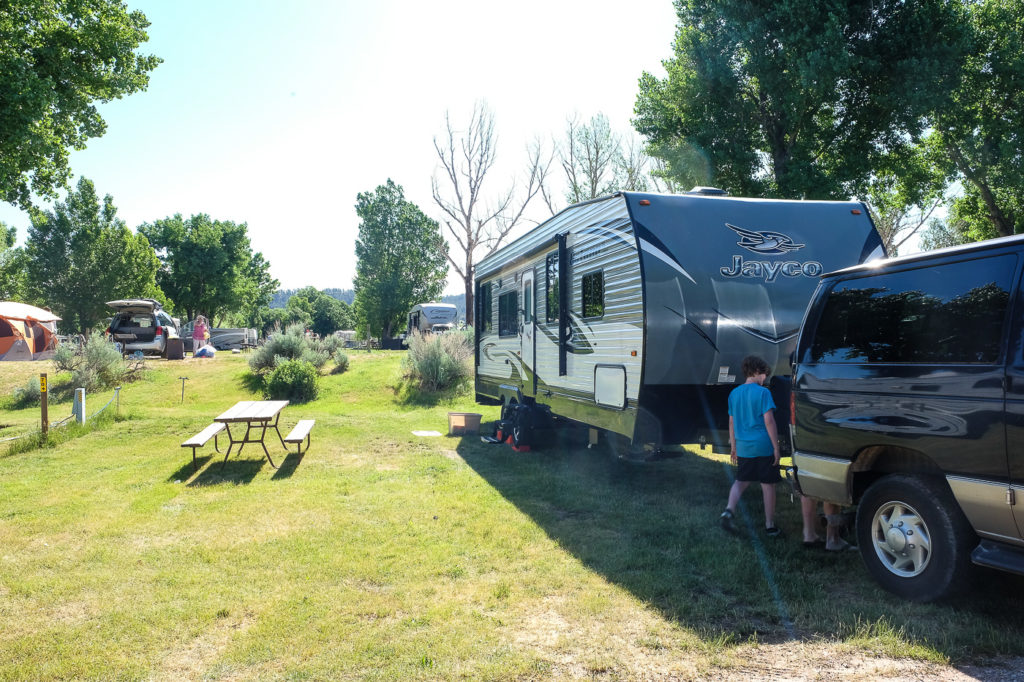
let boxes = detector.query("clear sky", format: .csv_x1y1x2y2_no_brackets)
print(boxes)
0,0,680,293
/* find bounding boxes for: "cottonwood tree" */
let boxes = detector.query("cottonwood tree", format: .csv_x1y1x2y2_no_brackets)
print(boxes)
432,102,552,326
634,0,969,199
0,1,161,209
924,0,1024,239
355,179,448,339
139,214,277,324
25,177,160,334
0,222,27,301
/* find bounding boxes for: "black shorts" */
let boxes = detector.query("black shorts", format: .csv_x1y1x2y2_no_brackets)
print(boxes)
736,455,782,484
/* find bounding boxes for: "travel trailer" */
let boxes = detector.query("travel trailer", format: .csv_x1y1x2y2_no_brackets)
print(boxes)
407,302,458,334
473,190,885,450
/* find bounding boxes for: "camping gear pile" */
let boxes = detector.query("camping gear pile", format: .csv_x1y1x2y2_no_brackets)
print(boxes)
0,302,60,361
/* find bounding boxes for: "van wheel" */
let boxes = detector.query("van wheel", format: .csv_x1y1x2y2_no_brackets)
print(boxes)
855,474,975,602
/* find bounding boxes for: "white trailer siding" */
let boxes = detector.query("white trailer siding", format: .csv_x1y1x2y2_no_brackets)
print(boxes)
476,195,644,436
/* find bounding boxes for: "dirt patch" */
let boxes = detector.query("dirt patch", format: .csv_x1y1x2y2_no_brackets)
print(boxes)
153,611,254,681
511,597,1023,681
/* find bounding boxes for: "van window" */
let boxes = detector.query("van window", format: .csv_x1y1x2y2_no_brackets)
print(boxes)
498,291,518,337
809,255,1016,364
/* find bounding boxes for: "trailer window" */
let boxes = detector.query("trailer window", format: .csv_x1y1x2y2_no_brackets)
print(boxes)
480,282,493,333
809,255,1015,364
581,271,604,318
546,253,559,323
498,291,518,337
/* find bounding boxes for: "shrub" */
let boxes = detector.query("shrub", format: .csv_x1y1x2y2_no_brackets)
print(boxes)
265,359,320,403
331,350,350,374
10,377,42,408
403,330,473,392
52,332,139,392
249,324,330,374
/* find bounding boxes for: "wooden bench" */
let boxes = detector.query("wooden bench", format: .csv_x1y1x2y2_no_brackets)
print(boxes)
181,422,226,472
284,419,315,455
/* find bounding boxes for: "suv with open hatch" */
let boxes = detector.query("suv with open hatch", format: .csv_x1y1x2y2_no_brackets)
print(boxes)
106,299,179,356
791,234,1024,602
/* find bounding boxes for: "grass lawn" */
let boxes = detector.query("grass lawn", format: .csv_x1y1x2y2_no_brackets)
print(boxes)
2,352,1023,680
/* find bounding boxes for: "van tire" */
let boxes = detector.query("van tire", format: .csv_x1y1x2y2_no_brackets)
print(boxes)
855,474,975,602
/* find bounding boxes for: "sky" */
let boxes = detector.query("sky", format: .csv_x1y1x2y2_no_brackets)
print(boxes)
0,0,681,294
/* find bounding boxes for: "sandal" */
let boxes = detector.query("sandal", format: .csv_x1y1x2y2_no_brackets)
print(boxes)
765,525,781,538
720,509,736,532
802,538,825,549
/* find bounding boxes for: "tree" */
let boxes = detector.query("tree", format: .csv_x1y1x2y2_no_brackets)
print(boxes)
0,1,161,209
432,102,552,325
558,113,659,205
286,286,353,337
634,0,970,199
24,177,160,334
925,0,1024,238
561,113,621,204
355,180,448,339
139,214,276,324
0,222,27,300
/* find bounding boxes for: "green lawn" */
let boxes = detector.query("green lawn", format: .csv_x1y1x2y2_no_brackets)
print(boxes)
1,352,1023,680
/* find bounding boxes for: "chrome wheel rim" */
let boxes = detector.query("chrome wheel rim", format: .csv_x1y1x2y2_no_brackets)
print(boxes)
870,500,931,577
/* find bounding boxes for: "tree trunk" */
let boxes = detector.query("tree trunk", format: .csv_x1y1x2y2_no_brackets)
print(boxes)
464,273,474,327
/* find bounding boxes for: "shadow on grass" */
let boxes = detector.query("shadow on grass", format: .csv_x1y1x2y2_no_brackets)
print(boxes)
455,422,1024,659
394,377,471,407
188,456,264,486
167,455,213,482
237,371,266,396
271,450,304,480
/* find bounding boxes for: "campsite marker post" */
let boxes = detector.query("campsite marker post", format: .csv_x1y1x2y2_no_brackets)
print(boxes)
39,373,48,440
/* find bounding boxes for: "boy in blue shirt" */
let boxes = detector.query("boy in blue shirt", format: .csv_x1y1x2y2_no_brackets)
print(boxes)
720,355,782,536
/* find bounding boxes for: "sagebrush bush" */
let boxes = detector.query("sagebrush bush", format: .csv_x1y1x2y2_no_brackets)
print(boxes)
403,330,473,392
331,350,350,374
52,332,138,392
249,324,331,374
10,377,42,408
265,359,320,403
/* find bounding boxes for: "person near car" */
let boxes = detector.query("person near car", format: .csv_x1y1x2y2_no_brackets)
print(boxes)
720,355,782,537
192,315,208,356
799,496,855,551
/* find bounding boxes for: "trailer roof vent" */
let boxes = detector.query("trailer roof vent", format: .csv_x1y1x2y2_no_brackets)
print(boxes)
687,186,728,196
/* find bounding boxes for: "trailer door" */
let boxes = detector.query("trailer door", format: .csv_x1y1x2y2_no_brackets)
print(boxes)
521,269,536,395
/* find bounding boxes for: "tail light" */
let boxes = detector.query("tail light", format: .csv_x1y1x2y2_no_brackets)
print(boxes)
790,390,796,426
155,325,163,336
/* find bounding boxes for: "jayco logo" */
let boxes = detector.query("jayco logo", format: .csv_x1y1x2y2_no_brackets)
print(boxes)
721,223,822,282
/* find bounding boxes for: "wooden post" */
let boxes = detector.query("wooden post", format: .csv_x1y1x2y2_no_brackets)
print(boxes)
40,373,48,441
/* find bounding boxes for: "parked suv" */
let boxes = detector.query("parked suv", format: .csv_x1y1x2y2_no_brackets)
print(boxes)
106,299,179,356
791,235,1024,602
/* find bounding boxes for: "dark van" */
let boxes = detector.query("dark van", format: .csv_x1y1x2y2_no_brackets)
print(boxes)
791,234,1024,601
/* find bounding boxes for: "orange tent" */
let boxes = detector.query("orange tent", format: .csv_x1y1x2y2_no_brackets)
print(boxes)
0,302,60,361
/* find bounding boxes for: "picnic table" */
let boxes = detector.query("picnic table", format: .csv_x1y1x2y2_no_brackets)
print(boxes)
214,400,289,468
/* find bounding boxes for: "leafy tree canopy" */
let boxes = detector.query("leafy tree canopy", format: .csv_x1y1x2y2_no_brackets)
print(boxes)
25,177,161,334
634,0,969,199
139,214,277,324
0,222,27,301
354,179,448,339
287,286,354,337
0,0,161,209
925,0,1024,238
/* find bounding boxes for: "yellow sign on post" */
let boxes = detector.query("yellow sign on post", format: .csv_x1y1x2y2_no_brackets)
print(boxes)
40,373,48,440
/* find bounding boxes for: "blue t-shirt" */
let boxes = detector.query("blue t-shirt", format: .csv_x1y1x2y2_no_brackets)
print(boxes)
728,382,777,458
